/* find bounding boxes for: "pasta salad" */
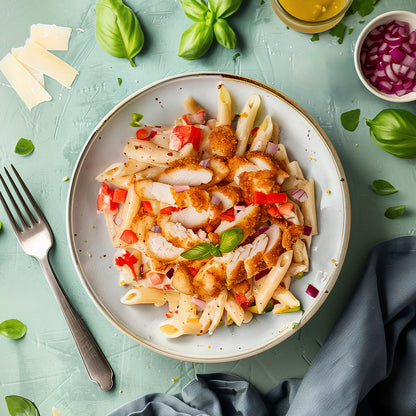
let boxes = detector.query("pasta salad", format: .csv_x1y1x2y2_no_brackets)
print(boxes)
96,85,317,337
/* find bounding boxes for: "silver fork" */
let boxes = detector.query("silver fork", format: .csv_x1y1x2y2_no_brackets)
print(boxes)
0,165,113,391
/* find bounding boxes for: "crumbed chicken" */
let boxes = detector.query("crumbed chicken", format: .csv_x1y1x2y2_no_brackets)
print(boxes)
144,232,184,261
215,204,261,239
158,214,203,250
158,158,213,186
245,151,289,185
208,185,241,212
203,157,230,187
263,224,283,268
173,187,211,212
225,245,251,288
135,180,176,205
208,125,238,158
171,265,194,295
239,170,280,201
170,206,210,229
192,258,227,298
244,233,269,278
227,156,259,185
131,212,156,242
281,224,304,250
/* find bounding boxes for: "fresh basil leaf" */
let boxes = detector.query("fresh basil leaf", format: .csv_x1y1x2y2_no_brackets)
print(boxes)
348,0,378,17
264,300,274,313
5,395,39,416
372,179,398,195
366,109,416,158
129,113,143,127
178,22,214,60
311,34,319,41
0,319,27,339
330,23,347,44
219,227,244,253
180,0,208,22
208,0,242,19
14,138,34,156
95,0,144,67
211,244,222,257
341,109,360,131
385,205,405,219
181,242,213,260
213,19,236,49
117,77,122,86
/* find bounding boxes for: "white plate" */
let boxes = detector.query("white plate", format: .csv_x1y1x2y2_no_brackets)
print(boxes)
66,72,350,363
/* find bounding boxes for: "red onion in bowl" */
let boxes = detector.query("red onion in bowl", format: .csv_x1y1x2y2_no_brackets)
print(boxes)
173,185,190,193
192,296,206,309
360,19,416,97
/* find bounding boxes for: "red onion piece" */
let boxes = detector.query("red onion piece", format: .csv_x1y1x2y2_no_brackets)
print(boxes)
192,296,206,309
197,229,207,239
173,185,190,193
266,142,279,155
211,196,221,205
166,268,175,278
303,225,312,236
113,216,122,226
151,225,162,233
200,159,211,167
257,225,269,234
306,284,319,298
291,188,308,202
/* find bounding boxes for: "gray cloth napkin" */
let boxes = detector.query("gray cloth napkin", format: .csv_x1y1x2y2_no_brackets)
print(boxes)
108,236,416,416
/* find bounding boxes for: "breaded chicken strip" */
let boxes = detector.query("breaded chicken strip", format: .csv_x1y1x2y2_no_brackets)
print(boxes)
208,125,238,158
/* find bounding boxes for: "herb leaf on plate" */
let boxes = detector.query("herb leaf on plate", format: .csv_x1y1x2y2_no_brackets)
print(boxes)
95,0,144,67
15,138,34,156
219,227,244,253
341,109,360,131
5,395,39,416
0,319,27,339
181,242,214,260
129,113,143,127
385,205,405,219
372,179,398,195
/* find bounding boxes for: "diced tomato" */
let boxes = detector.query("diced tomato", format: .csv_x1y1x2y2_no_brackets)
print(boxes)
182,110,206,125
267,205,279,218
169,125,202,152
136,128,157,140
278,202,294,216
142,200,153,213
266,192,287,204
235,293,249,310
188,267,199,277
220,208,235,222
244,198,252,205
165,312,173,319
120,230,138,244
163,284,174,291
148,271,164,286
160,206,179,215
113,188,128,204
97,183,118,214
114,250,138,278
205,224,214,232
253,192,267,204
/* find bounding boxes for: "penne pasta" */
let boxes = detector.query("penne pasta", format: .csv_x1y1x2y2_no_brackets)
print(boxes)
250,115,273,152
216,84,232,126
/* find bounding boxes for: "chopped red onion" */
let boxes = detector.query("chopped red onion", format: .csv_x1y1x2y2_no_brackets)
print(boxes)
200,159,211,167
197,229,207,239
291,188,308,202
166,268,175,278
234,205,246,216
211,196,221,205
266,142,279,155
192,296,206,309
360,19,416,97
303,225,312,236
257,225,269,234
113,216,122,226
173,185,190,193
150,225,161,233
306,284,319,298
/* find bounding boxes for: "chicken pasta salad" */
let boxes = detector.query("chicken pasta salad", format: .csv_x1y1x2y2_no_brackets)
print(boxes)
96,85,317,338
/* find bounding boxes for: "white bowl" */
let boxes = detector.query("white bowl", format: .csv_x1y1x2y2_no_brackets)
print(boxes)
354,10,416,103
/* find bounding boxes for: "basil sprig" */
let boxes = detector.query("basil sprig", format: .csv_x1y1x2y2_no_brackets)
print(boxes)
0,319,27,339
5,395,39,416
15,138,34,156
372,180,398,196
181,227,244,260
95,0,144,67
178,0,241,60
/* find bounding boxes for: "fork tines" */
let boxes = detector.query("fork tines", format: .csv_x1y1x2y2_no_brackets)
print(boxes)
0,164,42,232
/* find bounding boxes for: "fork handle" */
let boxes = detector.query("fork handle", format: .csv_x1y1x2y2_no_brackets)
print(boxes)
38,255,114,391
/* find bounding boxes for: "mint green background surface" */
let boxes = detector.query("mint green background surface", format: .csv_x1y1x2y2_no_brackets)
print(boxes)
1,1,416,415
